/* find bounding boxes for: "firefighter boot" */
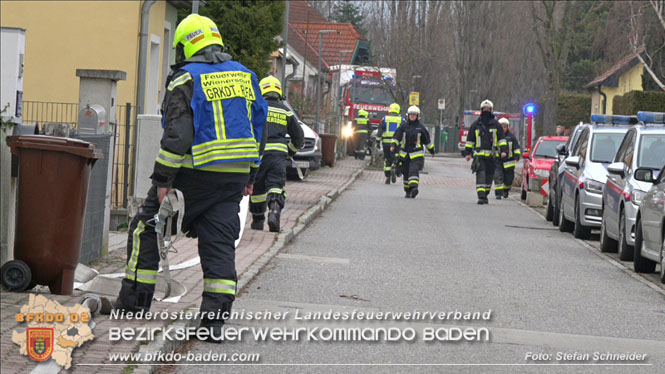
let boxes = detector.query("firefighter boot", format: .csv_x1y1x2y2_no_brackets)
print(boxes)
268,202,282,233
251,214,264,230
477,191,488,205
411,188,419,199
385,176,391,184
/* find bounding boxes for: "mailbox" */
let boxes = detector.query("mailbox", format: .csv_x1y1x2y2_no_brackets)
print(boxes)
78,104,107,135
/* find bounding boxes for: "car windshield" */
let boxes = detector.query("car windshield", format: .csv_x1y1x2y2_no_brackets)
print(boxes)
533,140,561,158
590,132,625,163
638,134,665,169
350,85,394,105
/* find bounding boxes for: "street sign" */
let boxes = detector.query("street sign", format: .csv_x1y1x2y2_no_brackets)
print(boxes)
438,98,446,110
409,92,419,106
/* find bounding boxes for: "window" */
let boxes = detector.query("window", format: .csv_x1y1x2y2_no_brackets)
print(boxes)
533,140,561,159
589,133,626,163
614,130,634,166
637,134,665,169
350,84,394,105
573,129,589,157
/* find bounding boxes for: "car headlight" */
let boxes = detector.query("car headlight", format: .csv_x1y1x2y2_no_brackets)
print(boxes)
630,189,646,205
584,179,604,194
534,169,549,178
342,124,354,138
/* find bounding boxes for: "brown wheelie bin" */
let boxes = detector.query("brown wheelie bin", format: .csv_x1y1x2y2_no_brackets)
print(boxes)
3,135,102,295
319,133,337,167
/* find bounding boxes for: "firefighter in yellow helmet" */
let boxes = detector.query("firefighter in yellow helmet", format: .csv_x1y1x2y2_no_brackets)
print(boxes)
353,109,370,160
391,106,435,198
250,76,304,232
106,14,268,342
377,103,405,184
461,99,508,204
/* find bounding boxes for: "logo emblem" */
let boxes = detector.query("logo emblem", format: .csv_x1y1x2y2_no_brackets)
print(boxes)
27,328,54,362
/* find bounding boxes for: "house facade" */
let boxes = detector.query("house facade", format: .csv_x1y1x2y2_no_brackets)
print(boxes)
0,0,187,118
586,51,644,115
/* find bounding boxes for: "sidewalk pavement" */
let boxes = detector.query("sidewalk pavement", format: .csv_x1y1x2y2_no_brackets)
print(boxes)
0,157,366,374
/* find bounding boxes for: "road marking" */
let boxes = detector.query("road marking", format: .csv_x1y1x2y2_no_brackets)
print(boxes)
512,197,665,297
276,253,350,264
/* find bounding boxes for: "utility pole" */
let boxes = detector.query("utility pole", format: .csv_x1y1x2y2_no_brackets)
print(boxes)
281,1,290,97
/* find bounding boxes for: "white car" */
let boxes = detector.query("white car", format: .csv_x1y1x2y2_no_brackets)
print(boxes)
558,119,631,239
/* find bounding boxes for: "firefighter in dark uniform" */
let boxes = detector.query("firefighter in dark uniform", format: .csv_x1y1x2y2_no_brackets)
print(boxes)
106,15,268,338
377,103,404,184
250,76,304,232
391,106,435,198
353,109,370,160
493,117,521,199
462,100,508,204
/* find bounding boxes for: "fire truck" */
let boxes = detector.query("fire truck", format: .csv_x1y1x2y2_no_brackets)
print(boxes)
330,65,398,131
458,110,521,150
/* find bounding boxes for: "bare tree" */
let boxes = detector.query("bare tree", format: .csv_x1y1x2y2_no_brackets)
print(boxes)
629,1,665,90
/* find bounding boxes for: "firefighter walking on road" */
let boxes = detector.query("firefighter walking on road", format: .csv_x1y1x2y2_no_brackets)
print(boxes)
250,76,304,232
377,103,405,184
106,15,268,340
462,100,508,204
493,117,521,199
391,106,435,198
353,109,370,160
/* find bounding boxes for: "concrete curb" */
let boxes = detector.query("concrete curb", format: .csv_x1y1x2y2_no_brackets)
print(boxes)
133,163,366,374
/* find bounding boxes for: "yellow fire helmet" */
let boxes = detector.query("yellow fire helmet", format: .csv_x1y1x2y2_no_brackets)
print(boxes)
173,14,224,59
389,103,401,114
407,105,420,115
259,76,283,98
357,109,369,118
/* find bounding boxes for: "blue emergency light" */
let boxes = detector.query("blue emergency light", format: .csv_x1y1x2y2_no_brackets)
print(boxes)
590,114,637,125
637,111,665,124
523,103,536,115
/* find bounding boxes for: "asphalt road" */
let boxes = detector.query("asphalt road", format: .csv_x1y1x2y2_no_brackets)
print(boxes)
163,156,665,374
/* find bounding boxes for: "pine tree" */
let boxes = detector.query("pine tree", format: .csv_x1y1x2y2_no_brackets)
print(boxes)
332,1,367,35
179,1,285,79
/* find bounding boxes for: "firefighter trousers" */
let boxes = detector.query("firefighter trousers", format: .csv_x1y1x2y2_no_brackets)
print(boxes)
354,132,368,159
402,156,424,193
382,143,395,177
475,157,496,199
249,152,287,222
118,168,246,321
493,160,515,196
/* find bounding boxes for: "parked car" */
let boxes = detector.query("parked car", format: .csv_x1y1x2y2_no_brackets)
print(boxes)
633,164,665,283
521,136,569,201
282,101,322,179
548,123,586,222
601,115,665,260
558,121,631,238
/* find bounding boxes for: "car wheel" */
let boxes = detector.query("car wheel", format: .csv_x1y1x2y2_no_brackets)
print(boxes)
546,196,554,221
552,189,560,226
573,196,591,239
633,219,656,273
521,183,527,200
558,194,574,233
660,235,665,284
600,214,618,253
618,209,634,261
